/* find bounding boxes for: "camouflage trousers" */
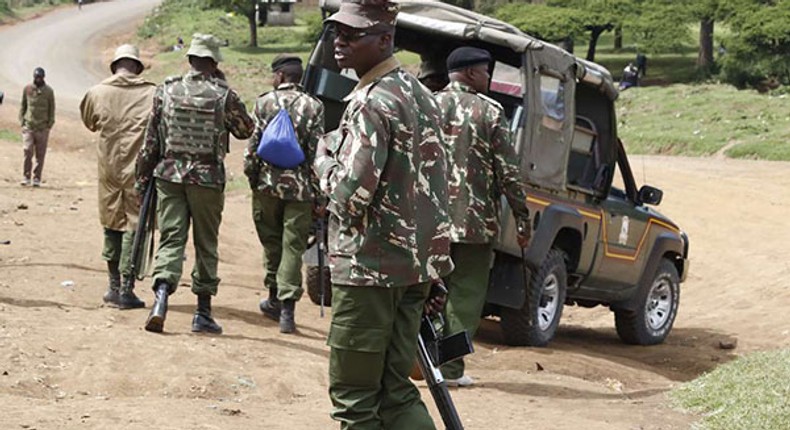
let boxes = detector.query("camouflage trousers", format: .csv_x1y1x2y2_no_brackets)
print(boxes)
102,228,134,276
328,283,436,430
251,192,312,302
151,179,224,296
441,242,494,379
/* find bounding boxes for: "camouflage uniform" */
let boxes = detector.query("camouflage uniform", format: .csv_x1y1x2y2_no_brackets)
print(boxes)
435,80,530,380
136,70,254,296
316,55,453,429
244,83,324,303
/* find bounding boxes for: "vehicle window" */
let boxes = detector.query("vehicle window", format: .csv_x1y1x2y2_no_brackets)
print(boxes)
539,74,565,129
611,163,626,196
490,62,523,97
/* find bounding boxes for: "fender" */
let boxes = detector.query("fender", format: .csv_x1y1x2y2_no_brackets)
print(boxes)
487,204,583,310
611,232,684,312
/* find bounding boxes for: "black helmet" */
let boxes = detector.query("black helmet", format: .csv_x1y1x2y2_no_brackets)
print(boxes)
33,67,45,78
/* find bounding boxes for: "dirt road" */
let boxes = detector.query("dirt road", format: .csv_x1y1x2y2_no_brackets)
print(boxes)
2,3,789,429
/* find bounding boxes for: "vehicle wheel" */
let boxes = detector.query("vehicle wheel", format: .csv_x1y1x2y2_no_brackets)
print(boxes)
614,259,679,345
306,265,332,306
500,249,567,347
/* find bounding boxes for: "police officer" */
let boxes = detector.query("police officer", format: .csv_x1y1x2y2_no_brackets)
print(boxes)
314,1,454,428
80,44,155,310
244,54,325,334
136,34,254,334
435,46,531,387
19,67,55,187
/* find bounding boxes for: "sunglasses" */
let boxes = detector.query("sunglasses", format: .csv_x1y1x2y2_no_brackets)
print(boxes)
327,24,386,42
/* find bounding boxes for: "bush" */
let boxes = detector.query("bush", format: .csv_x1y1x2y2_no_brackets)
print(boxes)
301,10,323,46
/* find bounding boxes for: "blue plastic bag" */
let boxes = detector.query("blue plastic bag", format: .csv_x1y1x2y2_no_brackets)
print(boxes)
256,108,305,169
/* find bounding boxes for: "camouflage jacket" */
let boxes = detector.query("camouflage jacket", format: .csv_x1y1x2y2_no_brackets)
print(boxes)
243,83,324,201
315,57,454,287
435,81,529,243
19,83,55,131
135,70,254,192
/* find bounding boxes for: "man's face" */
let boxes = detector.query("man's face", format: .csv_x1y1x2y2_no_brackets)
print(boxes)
332,23,390,76
468,63,490,94
33,76,45,87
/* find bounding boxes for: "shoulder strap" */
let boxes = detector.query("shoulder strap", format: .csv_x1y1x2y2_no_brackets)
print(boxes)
264,90,304,124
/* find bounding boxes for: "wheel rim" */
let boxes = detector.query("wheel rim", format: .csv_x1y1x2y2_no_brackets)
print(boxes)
537,273,560,330
645,276,673,331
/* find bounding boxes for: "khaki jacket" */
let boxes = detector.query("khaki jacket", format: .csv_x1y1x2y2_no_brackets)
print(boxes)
80,73,155,230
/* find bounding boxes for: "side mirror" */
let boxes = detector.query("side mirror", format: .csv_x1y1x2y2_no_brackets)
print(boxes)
638,185,663,206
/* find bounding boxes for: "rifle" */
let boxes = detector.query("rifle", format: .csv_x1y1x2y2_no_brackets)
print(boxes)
416,283,474,430
127,180,158,289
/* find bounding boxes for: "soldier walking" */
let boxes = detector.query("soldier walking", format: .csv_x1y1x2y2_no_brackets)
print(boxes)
244,54,325,334
19,67,55,187
315,1,454,428
80,44,155,310
136,34,254,334
435,47,531,387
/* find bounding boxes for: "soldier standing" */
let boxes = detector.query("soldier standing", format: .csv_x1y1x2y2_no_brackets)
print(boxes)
136,34,254,334
244,54,325,334
80,44,155,310
435,46,531,387
315,1,454,428
19,67,55,187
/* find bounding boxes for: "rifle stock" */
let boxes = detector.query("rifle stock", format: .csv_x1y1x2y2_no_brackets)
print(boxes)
128,180,157,288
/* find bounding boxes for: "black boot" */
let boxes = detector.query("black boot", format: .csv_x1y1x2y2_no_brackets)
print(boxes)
192,294,223,334
144,281,170,333
280,300,296,334
102,261,121,307
258,287,281,321
119,276,145,310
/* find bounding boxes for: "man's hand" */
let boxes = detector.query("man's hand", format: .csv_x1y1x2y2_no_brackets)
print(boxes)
313,201,327,219
424,280,448,316
517,220,532,249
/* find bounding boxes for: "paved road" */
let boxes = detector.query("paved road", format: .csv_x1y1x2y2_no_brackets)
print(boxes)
0,0,161,115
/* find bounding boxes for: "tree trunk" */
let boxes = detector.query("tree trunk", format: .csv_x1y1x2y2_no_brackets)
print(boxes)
697,17,714,74
614,25,622,50
247,7,257,48
586,27,606,61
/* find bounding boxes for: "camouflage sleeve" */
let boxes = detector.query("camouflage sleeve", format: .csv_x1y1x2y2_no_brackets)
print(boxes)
224,89,254,140
243,97,264,184
491,107,530,222
315,102,389,218
135,86,164,193
308,102,325,201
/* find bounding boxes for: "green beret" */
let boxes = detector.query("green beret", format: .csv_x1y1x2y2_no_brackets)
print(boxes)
446,47,491,72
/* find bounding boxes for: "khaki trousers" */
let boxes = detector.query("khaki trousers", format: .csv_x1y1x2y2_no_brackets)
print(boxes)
22,128,50,181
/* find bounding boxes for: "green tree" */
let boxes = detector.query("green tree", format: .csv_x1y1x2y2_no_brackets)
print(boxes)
210,0,258,47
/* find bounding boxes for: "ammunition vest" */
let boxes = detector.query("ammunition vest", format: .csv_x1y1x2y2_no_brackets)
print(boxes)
160,76,228,160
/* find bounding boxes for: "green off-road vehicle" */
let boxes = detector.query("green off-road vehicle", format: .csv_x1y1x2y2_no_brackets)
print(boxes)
302,0,690,347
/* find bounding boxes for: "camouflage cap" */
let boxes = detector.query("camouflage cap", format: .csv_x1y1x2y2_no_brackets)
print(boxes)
186,33,224,63
324,0,399,30
110,44,143,72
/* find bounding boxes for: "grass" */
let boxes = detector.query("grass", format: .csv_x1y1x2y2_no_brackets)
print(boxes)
0,128,20,142
0,0,70,24
617,85,790,160
671,348,790,430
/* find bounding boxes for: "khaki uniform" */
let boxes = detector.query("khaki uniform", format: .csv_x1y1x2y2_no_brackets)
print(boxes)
19,83,55,182
81,72,155,275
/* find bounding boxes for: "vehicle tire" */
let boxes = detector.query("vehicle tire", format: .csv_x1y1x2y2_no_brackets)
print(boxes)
500,249,567,347
614,258,679,345
306,265,332,306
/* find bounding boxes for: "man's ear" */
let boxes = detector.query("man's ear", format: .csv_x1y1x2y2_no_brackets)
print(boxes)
378,31,393,52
